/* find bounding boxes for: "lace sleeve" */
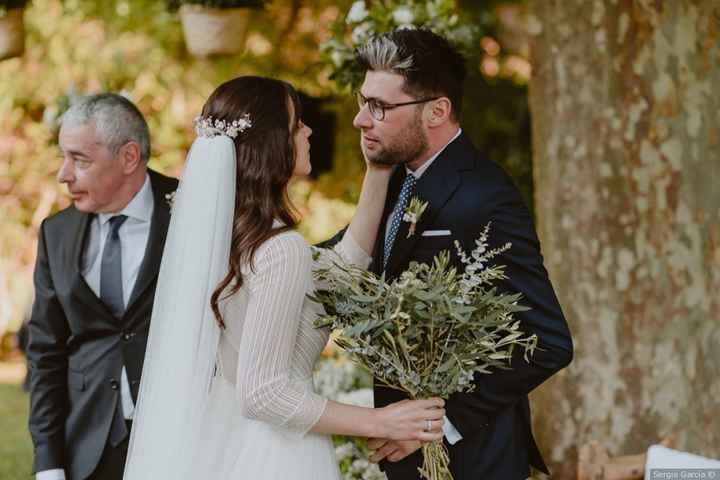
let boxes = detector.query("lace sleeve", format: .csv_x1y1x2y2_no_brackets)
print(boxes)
235,232,327,435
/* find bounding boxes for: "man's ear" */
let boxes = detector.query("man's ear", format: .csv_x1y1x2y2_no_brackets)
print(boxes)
426,97,452,127
119,141,143,174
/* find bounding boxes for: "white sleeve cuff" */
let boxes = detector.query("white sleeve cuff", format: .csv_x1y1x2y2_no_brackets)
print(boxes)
36,469,66,480
336,229,372,268
443,415,463,445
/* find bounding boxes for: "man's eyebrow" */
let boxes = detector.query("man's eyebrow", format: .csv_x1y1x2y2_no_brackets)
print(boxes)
64,149,91,159
360,92,391,104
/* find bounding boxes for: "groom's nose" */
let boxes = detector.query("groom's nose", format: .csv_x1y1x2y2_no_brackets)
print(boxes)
353,105,373,130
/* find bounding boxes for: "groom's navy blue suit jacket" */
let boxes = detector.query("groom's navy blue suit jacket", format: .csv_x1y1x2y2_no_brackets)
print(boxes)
322,133,573,480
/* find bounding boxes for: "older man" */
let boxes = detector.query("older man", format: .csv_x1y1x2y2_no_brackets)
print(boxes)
27,93,177,480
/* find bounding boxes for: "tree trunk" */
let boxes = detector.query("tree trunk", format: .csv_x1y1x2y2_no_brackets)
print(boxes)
527,1,720,478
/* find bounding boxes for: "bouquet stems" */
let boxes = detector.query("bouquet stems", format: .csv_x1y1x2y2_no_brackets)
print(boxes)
419,440,453,480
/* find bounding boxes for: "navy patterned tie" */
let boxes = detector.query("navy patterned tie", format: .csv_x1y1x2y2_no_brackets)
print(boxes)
101,215,128,318
384,174,416,268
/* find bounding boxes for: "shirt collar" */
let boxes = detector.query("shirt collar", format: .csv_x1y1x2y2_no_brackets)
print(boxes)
98,174,153,225
407,128,462,179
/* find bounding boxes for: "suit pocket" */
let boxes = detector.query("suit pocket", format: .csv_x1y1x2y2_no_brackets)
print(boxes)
68,369,85,391
415,235,455,252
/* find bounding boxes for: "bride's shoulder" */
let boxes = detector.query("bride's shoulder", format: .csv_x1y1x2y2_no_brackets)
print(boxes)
255,229,311,266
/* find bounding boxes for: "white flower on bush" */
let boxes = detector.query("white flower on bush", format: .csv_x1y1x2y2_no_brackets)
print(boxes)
337,388,374,408
314,358,361,399
346,1,369,24
392,6,415,25
331,50,346,67
351,21,374,45
347,459,386,480
335,442,358,461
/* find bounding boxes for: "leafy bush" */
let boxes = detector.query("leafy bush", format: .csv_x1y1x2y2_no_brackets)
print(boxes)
166,0,263,10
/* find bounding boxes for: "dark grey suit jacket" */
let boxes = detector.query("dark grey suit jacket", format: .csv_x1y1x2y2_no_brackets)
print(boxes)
27,169,178,480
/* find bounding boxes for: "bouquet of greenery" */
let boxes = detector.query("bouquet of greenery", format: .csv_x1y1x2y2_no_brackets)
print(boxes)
310,223,538,480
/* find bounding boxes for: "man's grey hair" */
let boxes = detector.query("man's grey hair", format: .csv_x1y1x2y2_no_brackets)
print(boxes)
62,93,151,162
357,35,414,73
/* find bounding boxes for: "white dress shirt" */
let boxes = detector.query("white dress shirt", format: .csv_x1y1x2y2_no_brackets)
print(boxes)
37,174,154,480
383,128,464,445
384,128,462,241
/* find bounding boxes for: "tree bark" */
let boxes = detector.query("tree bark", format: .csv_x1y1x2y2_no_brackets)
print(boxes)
527,1,720,478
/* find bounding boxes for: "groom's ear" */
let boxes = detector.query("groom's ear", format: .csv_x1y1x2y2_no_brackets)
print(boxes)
426,97,453,127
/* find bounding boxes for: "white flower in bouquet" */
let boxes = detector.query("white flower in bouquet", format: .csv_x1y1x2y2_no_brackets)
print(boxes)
346,1,369,24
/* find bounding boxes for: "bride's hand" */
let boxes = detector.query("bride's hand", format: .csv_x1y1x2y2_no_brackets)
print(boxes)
374,398,445,442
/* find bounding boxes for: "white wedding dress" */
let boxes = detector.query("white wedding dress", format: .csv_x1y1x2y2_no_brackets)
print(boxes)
181,228,370,479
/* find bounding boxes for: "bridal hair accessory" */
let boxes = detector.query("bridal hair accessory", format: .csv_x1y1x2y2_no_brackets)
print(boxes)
194,113,252,138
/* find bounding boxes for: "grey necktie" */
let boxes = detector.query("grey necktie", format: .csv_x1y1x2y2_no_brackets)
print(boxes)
101,215,128,318
384,174,417,268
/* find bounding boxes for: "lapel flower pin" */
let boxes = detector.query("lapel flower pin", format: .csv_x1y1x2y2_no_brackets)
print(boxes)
165,189,178,212
402,196,429,238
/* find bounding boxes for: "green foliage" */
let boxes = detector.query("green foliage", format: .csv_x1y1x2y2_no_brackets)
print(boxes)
321,0,481,92
311,225,537,479
166,0,263,10
0,0,534,338
311,224,537,400
0,383,32,479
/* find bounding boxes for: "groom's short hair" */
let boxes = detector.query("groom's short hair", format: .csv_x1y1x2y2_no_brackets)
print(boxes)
356,28,467,121
62,93,151,162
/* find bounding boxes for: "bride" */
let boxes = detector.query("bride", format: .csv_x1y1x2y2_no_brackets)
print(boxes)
122,76,444,479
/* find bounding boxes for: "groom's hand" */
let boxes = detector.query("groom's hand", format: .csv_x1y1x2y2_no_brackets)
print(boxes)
368,439,421,463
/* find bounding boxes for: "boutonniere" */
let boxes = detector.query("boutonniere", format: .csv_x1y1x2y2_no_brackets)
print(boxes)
165,189,178,212
402,196,429,238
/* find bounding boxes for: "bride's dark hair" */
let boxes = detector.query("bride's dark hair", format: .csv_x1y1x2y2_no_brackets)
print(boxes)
205,76,302,328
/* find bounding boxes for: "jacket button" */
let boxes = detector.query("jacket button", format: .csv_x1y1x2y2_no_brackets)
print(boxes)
122,332,133,341
109,379,119,390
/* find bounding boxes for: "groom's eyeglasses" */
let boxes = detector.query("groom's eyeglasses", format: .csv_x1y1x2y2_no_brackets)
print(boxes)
356,92,440,121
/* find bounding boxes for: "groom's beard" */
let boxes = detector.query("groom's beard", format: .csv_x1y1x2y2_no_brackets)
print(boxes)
366,112,429,167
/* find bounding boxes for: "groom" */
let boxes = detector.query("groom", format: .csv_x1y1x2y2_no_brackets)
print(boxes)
352,29,574,479
27,93,177,480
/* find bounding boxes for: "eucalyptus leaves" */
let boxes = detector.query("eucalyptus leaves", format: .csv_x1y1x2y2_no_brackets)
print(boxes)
310,223,538,480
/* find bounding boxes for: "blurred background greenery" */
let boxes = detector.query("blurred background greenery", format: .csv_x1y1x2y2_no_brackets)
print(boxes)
0,0,531,346
0,1,532,478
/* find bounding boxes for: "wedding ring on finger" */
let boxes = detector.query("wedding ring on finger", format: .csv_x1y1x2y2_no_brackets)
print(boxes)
425,419,432,432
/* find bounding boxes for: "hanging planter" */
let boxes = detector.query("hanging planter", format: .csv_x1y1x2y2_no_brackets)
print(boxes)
171,0,263,57
0,1,28,61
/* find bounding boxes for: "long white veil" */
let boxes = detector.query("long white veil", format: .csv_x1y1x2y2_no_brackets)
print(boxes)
123,135,236,479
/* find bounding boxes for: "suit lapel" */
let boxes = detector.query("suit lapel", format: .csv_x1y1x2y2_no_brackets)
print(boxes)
65,209,117,321
384,133,474,278
126,171,172,312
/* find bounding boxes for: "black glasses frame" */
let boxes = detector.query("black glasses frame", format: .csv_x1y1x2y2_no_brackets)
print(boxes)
356,92,440,121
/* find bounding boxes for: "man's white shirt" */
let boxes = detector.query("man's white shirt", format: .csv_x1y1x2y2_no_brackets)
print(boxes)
383,128,464,445
37,174,153,480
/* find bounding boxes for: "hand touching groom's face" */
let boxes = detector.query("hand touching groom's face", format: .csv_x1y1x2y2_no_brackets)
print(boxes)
353,70,429,168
